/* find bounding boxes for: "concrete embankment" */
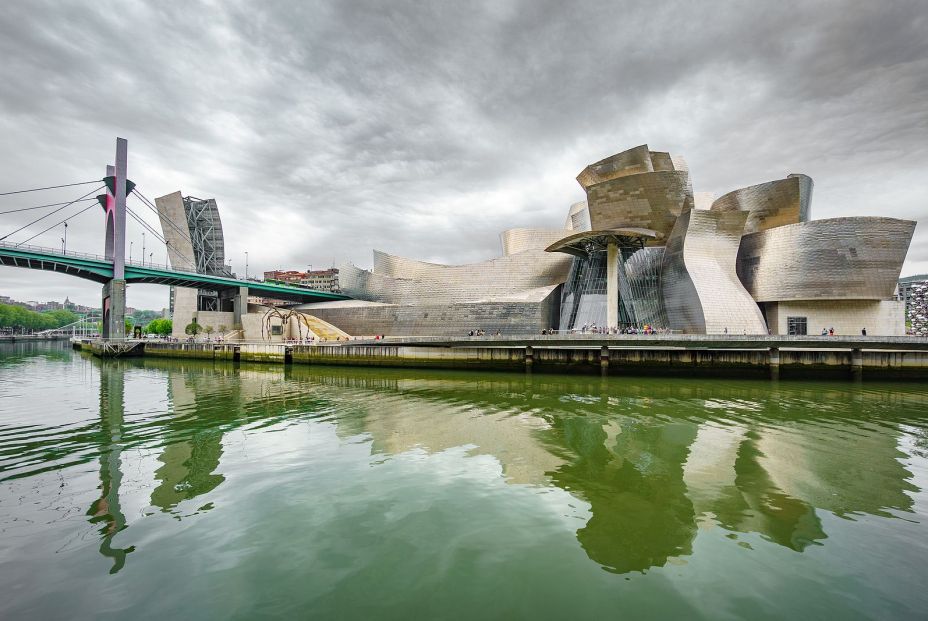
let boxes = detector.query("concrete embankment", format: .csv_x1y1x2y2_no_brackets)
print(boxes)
1,335,69,342
77,337,928,380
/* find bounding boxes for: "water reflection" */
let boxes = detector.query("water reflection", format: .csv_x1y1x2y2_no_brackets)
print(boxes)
86,362,133,573
1,345,926,579
150,375,224,512
550,415,698,573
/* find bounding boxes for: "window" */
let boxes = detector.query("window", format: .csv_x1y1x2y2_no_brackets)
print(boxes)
787,316,807,336
271,325,283,336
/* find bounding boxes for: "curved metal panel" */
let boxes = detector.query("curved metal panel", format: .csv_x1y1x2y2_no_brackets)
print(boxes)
660,212,705,333
584,170,694,242
344,248,572,305
499,229,567,256
710,174,813,234
577,144,654,188
565,201,591,232
662,210,767,334
737,217,916,302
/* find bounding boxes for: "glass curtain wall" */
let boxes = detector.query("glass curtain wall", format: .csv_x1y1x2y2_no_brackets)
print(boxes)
558,240,668,331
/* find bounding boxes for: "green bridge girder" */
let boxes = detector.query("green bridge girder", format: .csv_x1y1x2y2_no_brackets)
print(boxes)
0,246,349,304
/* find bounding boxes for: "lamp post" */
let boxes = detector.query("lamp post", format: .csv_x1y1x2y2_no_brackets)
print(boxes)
142,232,146,267
245,251,249,280
62,222,67,254
130,241,133,263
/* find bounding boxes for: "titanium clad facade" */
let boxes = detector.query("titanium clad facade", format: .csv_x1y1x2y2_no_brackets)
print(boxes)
499,229,567,255
351,250,571,304
661,210,767,334
711,174,813,234
584,170,694,241
736,217,916,302
300,287,561,337
565,201,591,232
290,143,915,338
576,144,654,187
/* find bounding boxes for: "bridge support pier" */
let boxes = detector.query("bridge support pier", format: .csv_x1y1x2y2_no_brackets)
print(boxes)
102,279,126,339
233,286,248,328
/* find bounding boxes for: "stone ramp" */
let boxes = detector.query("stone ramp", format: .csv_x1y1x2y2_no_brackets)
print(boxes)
300,314,350,340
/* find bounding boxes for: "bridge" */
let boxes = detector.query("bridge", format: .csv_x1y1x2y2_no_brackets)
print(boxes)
1,137,349,337
0,242,348,304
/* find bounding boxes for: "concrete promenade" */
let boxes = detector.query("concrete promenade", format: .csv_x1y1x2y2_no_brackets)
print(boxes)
77,334,928,380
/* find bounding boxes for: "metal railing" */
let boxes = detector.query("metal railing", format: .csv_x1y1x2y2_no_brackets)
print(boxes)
0,240,109,262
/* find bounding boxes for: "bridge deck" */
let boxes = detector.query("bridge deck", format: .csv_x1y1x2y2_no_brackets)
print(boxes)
0,242,349,303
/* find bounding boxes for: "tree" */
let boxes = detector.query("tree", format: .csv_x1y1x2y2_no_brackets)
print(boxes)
184,321,203,336
0,304,79,332
204,325,214,336
145,318,173,335
217,324,227,334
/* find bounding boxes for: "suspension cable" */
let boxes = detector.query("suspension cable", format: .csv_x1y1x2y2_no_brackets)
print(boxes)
0,197,98,215
130,189,194,244
126,205,197,269
0,180,101,197
0,185,105,242
127,206,166,243
15,201,99,247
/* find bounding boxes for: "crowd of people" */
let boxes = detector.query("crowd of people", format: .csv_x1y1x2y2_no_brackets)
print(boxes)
541,323,666,335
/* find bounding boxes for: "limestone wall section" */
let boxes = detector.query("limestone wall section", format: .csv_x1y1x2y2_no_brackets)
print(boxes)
764,300,905,336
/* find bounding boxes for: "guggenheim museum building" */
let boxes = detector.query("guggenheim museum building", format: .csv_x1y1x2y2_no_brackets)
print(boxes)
298,144,915,337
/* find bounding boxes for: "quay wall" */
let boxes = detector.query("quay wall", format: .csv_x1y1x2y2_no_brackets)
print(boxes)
95,341,928,380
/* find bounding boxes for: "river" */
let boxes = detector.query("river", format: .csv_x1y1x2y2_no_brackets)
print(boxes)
1,341,927,619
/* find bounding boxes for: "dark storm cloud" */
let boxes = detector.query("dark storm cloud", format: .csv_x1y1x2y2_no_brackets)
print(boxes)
1,0,926,308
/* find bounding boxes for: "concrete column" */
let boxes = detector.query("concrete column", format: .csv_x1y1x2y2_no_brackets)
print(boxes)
606,241,618,330
524,345,534,371
113,138,127,279
600,345,610,376
851,348,863,381
768,347,780,380
102,279,126,339
233,286,249,327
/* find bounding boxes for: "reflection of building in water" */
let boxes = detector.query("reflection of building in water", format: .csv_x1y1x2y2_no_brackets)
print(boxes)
548,415,699,574
756,428,915,518
148,366,300,512
150,374,225,511
684,426,825,551
295,367,565,484
362,401,564,486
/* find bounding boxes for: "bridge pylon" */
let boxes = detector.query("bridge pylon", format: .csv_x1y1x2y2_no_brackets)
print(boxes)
101,138,128,339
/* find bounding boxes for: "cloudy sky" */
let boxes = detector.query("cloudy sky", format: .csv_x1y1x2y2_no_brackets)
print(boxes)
1,0,926,310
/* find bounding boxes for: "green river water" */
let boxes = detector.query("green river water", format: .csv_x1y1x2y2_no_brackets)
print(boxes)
1,341,927,620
